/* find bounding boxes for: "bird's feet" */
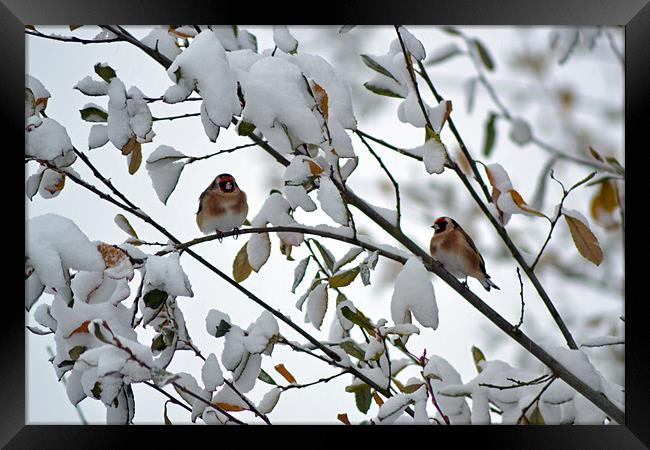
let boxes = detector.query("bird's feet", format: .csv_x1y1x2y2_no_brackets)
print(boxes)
232,227,240,240
461,278,469,289
215,230,224,243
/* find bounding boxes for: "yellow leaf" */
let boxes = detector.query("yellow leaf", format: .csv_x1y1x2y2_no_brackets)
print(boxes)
372,391,384,406
509,189,546,218
128,141,142,175
564,215,603,266
590,180,618,225
45,172,66,194
329,267,360,288
274,363,297,384
471,345,486,373
215,402,244,412
401,383,424,394
25,25,36,30
313,83,329,120
307,160,324,176
337,413,351,425
233,243,253,283
121,135,138,156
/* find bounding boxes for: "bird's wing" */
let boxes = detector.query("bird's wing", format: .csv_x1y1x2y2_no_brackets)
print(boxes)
196,188,209,214
455,223,487,274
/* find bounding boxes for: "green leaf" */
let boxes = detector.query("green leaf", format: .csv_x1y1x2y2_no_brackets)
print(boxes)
173,67,182,83
91,382,102,399
354,384,372,414
569,171,597,192
68,345,86,361
311,240,335,272
340,340,366,360
94,63,117,82
237,121,256,136
214,319,232,338
92,322,111,344
363,82,405,99
151,334,167,352
291,256,311,294
360,55,399,82
471,345,486,373
340,306,375,335
79,106,108,122
332,248,363,272
329,267,360,288
482,112,498,157
114,214,138,239
143,289,168,310
440,26,462,36
258,368,278,385
473,39,495,71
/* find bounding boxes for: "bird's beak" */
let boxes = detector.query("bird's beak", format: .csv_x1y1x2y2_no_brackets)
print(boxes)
431,224,438,231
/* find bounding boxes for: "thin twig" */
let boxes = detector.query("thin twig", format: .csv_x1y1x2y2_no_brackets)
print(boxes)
26,29,120,44
514,267,525,330
517,376,557,424
355,130,402,227
279,371,348,391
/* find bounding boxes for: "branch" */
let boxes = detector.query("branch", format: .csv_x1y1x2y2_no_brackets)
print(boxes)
26,28,120,44
279,371,348,392
355,130,402,227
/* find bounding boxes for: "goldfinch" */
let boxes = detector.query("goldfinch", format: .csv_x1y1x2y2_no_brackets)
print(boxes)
196,173,248,237
429,216,500,291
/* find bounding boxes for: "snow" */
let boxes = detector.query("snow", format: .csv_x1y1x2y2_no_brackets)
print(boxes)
247,232,271,272
397,94,451,132
273,26,298,54
486,163,513,191
413,139,447,174
376,393,411,424
364,336,385,361
201,353,224,391
257,387,282,414
26,74,50,102
143,253,194,298
391,257,438,330
88,124,109,149
74,76,109,96
233,352,262,393
205,309,232,337
368,204,398,226
141,27,182,61
283,52,357,130
423,356,471,424
221,325,246,371
239,57,325,153
146,146,187,204
398,27,426,61
543,346,602,392
25,117,75,165
317,175,349,226
306,283,328,330
34,303,57,330
165,30,240,128
250,193,304,246
106,78,132,149
37,169,65,199
244,310,279,355
27,214,105,289
126,87,154,142
200,101,220,142
210,26,258,52
509,118,532,145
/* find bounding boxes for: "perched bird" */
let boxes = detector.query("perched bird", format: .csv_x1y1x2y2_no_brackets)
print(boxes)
196,173,248,237
429,216,500,291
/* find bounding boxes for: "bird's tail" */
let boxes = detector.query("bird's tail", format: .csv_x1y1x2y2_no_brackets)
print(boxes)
480,276,500,292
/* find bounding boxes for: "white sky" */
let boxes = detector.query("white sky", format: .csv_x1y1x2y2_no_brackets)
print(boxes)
25,25,624,424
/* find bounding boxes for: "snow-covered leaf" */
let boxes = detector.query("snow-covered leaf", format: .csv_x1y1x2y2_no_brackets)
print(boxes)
291,256,310,294
391,257,438,330
306,283,328,330
273,26,298,54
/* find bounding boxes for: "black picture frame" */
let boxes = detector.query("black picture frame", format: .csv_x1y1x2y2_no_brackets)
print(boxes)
6,1,647,447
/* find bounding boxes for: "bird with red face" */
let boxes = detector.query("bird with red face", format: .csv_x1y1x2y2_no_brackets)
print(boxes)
196,173,248,237
429,216,500,291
